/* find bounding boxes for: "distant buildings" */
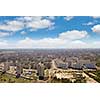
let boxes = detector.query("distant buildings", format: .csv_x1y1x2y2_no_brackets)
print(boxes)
78,60,96,69
78,60,91,65
55,59,68,69
55,57,96,70
0,49,98,83
84,63,96,69
73,63,83,70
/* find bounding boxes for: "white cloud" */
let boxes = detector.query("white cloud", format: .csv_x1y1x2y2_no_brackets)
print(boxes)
15,30,89,48
92,24,100,33
46,16,55,20
0,37,100,49
27,19,54,30
92,41,100,47
92,16,100,19
17,37,35,48
18,16,42,22
20,31,27,35
59,30,88,40
0,20,24,32
15,37,100,49
83,22,95,26
0,32,12,37
66,40,88,48
0,21,24,32
70,40,100,48
0,40,9,48
64,16,74,21
0,28,99,49
0,16,55,34
17,16,55,30
17,37,66,48
13,30,89,48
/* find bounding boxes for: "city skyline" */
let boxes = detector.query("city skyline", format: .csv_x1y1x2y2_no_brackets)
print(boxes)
0,16,100,49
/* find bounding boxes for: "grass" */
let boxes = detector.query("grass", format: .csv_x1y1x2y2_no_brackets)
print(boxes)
50,77,72,83
0,72,33,83
84,70,100,83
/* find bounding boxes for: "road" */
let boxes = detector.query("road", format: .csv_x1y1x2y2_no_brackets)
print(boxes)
49,60,98,83
83,72,98,83
51,60,57,70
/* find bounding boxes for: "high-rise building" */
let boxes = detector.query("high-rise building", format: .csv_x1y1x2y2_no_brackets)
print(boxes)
2,61,9,73
68,60,73,68
16,63,23,78
37,63,44,80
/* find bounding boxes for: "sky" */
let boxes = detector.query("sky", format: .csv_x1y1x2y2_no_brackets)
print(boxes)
0,16,100,49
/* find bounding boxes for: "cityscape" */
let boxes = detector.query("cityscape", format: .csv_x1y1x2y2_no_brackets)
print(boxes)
0,16,100,83
0,49,100,83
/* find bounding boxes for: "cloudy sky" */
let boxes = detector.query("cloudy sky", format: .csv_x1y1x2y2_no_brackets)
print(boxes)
0,16,100,49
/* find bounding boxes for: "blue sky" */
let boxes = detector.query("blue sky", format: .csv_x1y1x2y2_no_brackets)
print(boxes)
0,16,100,49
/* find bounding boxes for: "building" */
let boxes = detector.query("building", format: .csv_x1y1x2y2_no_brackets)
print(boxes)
2,61,10,73
57,63,68,69
9,66,16,74
78,60,91,65
37,63,44,80
73,63,83,70
78,60,96,69
55,59,68,69
68,60,73,68
16,63,23,78
54,72,73,79
44,62,51,69
23,69,34,76
84,63,96,69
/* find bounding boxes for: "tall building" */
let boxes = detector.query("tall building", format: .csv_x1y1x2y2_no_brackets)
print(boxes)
16,63,23,78
37,63,44,80
68,60,73,68
2,61,9,73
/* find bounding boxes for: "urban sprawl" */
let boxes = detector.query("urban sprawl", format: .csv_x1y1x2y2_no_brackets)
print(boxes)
0,49,100,83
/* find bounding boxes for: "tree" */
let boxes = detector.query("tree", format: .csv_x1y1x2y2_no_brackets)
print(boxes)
96,58,100,67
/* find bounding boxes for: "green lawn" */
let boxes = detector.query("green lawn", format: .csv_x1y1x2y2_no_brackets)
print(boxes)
50,77,72,83
0,72,33,83
84,70,100,83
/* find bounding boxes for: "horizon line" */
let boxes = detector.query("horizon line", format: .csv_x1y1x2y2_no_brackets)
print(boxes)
0,48,100,50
